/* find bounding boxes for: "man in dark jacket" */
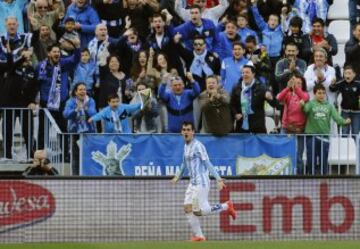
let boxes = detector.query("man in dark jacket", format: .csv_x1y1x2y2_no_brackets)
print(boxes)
147,12,184,79
230,65,277,133
175,35,220,91
35,44,81,149
0,48,38,159
345,23,360,78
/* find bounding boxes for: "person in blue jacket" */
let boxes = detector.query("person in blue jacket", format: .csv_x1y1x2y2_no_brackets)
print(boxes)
88,94,142,133
63,82,96,174
237,13,259,45
158,73,201,133
36,44,81,150
73,48,96,95
174,5,219,52
63,0,100,48
215,19,241,61
63,82,96,133
221,41,252,94
250,0,283,60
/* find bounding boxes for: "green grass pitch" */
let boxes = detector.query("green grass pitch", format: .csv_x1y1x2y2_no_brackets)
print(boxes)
1,241,360,249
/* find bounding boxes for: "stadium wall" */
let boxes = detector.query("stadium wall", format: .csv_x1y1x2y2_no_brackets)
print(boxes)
0,177,359,242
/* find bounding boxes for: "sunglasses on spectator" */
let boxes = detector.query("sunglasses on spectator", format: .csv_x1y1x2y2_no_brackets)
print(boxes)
38,6,48,9
194,43,205,47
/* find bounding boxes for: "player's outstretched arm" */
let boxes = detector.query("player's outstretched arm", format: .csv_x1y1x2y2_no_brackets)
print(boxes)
205,160,226,190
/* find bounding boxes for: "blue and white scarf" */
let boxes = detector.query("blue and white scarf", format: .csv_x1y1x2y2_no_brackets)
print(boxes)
306,0,318,23
0,33,32,62
40,60,62,111
240,80,255,131
88,38,109,83
190,50,214,77
75,96,92,133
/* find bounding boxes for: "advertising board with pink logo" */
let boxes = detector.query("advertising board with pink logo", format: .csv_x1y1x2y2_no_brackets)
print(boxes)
0,178,359,242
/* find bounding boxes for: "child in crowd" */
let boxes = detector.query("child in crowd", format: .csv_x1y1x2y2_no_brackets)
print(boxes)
73,48,96,95
89,94,142,133
301,84,351,175
59,17,80,56
330,65,360,135
237,13,258,45
277,74,309,174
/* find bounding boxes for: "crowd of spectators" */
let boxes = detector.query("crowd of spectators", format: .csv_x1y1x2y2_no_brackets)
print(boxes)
0,0,360,174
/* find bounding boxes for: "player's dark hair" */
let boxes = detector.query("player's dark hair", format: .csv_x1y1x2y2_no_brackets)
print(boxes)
182,121,195,131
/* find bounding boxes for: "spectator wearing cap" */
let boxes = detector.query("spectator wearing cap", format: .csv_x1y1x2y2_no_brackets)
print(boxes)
27,0,64,41
174,5,219,53
158,73,201,133
175,0,229,25
63,0,100,48
58,17,81,56
174,34,220,91
230,65,277,133
302,18,337,65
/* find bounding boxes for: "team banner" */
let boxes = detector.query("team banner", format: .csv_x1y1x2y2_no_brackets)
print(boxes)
0,179,359,243
80,134,296,176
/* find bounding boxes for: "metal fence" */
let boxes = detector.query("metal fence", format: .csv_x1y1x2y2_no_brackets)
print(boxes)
0,108,358,176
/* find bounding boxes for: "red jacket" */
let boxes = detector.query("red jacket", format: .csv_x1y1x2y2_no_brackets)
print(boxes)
277,87,309,130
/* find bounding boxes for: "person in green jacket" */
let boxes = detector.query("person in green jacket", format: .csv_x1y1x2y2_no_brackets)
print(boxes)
300,84,351,175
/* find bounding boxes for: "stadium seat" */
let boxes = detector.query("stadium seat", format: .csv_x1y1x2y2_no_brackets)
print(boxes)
328,20,350,44
328,136,357,174
332,43,346,68
327,0,349,20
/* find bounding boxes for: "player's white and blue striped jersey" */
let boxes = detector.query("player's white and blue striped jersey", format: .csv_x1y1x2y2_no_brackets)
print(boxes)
176,139,221,187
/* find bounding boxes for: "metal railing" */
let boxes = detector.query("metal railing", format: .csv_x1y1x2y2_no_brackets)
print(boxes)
0,108,67,175
0,107,358,176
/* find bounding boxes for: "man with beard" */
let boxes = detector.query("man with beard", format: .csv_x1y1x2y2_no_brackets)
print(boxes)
275,43,307,91
35,44,81,150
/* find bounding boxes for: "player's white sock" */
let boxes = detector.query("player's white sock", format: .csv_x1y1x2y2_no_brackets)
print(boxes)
201,203,228,216
186,213,204,237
